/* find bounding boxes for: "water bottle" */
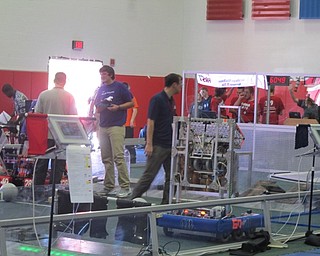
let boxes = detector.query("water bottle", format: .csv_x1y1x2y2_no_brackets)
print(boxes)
124,148,131,179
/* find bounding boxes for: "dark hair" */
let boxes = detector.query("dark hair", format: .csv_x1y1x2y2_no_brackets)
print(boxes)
214,88,226,97
99,65,115,80
269,85,275,93
164,73,182,87
2,83,13,94
200,87,208,92
245,86,254,94
306,97,316,106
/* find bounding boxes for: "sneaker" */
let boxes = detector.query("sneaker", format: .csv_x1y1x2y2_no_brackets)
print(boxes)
107,188,118,195
116,188,132,198
97,187,118,196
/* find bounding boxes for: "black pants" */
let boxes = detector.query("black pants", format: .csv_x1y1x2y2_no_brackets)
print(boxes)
34,139,66,185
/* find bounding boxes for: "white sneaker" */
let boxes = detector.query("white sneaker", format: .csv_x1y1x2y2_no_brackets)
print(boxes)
97,187,118,196
107,188,119,195
116,188,132,198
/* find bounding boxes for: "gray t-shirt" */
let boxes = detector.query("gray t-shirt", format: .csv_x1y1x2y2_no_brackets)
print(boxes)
35,87,77,138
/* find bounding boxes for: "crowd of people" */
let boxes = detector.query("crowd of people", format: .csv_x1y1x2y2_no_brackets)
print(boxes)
1,66,182,204
189,82,319,125
2,71,320,204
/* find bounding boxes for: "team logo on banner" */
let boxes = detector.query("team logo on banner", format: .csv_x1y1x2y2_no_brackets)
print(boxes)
197,74,212,86
196,74,266,89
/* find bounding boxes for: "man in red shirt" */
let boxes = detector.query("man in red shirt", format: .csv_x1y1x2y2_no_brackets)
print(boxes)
258,86,284,124
210,87,233,118
229,87,244,119
233,87,255,123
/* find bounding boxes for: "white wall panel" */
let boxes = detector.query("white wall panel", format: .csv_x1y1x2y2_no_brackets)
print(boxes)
1,0,320,76
181,0,320,74
0,0,183,76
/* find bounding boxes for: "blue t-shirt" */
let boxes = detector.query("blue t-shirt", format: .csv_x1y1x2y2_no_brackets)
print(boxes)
198,96,212,111
148,90,176,148
95,81,132,127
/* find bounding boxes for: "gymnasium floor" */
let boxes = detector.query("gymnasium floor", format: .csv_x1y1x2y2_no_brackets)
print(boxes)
2,148,320,256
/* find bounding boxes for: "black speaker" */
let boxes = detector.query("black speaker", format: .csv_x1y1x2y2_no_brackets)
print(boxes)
115,198,151,245
56,189,108,239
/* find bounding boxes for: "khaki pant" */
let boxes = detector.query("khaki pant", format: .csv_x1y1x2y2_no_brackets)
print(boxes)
99,126,130,189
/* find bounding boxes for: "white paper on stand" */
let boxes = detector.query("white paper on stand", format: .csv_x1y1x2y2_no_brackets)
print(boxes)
66,145,94,203
0,111,11,124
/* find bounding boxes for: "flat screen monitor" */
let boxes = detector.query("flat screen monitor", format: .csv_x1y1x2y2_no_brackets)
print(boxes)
310,124,320,149
48,114,90,146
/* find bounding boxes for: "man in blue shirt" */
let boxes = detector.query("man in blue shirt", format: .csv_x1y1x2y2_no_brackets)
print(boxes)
130,73,182,204
95,65,134,198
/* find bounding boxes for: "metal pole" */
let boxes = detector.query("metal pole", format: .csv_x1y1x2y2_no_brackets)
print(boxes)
149,212,160,256
0,227,7,256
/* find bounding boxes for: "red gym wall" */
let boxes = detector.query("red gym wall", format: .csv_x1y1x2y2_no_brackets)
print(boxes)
0,70,182,137
0,70,311,131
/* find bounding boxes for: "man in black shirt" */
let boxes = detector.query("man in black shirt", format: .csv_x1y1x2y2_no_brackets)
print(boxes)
289,83,319,121
130,73,182,204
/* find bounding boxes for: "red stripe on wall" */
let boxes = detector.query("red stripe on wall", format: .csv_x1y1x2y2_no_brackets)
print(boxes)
207,0,243,20
252,0,290,20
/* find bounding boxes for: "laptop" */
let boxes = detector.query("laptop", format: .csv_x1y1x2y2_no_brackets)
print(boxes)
289,112,301,118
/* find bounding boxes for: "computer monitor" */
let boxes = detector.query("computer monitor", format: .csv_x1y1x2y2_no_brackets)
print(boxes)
48,114,90,146
309,124,320,149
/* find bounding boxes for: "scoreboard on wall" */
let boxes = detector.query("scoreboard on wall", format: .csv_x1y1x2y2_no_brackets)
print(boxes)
266,75,290,86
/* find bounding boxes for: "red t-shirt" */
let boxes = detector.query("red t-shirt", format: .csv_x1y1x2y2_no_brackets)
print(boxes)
211,95,227,117
240,99,255,123
125,96,138,127
258,96,284,124
230,96,239,118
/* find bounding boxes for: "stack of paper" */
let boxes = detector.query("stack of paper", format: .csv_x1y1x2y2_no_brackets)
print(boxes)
0,111,11,124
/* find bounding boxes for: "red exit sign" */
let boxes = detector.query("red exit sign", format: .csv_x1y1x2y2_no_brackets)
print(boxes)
72,40,84,50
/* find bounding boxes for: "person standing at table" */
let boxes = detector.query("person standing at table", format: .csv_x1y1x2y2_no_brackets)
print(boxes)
288,83,319,121
34,72,77,185
2,83,28,118
259,85,284,124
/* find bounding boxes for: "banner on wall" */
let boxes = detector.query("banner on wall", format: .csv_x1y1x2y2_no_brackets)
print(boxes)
196,73,267,89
